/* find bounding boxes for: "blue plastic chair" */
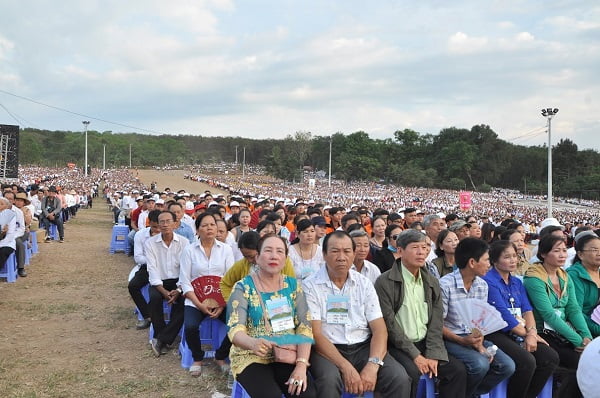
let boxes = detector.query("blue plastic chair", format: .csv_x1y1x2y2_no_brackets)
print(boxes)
417,374,436,398
49,223,59,240
0,252,18,283
148,299,172,343
30,230,39,254
109,225,130,254
179,317,228,369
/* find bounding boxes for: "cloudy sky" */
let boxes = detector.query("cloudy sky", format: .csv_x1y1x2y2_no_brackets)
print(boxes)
0,1,598,150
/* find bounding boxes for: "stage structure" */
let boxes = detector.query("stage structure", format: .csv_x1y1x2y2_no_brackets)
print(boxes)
0,124,19,179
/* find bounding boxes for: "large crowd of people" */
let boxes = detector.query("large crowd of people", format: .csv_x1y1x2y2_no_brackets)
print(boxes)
5,164,600,398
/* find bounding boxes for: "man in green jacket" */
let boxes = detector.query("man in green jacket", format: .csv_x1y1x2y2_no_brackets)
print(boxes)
374,229,466,398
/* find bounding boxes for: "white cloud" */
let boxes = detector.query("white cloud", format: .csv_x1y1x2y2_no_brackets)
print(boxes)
0,0,599,151
447,32,489,54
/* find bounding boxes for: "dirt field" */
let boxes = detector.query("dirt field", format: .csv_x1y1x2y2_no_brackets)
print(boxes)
0,170,230,398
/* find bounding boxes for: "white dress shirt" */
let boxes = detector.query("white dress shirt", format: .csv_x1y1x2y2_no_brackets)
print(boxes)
145,232,189,286
179,239,235,308
0,209,17,250
133,227,155,265
11,205,25,238
302,265,383,345
350,259,381,285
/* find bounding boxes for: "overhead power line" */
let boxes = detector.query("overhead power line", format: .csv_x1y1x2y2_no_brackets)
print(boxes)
0,88,165,135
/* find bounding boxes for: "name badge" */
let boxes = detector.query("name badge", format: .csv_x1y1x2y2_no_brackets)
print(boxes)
326,294,349,325
265,296,294,333
508,307,522,317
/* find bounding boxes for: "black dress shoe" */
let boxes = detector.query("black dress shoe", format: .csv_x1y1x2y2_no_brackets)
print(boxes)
18,269,27,277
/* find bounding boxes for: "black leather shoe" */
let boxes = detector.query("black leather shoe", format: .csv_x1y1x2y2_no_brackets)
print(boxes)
18,269,27,277
136,319,151,330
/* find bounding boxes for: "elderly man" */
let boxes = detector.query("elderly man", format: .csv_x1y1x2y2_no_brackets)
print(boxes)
303,231,410,398
128,210,161,329
41,186,64,243
146,210,189,356
449,220,471,241
0,197,17,273
375,229,466,398
424,214,446,263
6,192,29,277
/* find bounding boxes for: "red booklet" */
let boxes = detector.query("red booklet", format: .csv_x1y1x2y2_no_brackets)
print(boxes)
191,275,226,308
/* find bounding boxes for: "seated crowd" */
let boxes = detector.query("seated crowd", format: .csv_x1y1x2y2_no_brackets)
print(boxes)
120,183,600,398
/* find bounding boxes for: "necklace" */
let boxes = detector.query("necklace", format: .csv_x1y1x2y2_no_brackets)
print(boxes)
255,269,282,293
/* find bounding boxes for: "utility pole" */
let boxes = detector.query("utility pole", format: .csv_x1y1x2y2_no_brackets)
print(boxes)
243,147,246,178
541,108,559,218
235,145,238,165
82,121,90,176
129,144,132,168
328,136,332,188
103,145,106,170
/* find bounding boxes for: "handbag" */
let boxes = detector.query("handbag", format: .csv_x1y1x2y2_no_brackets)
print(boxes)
541,328,573,348
251,274,298,364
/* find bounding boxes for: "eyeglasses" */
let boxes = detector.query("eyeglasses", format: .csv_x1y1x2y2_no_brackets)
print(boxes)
158,219,173,225
391,234,400,241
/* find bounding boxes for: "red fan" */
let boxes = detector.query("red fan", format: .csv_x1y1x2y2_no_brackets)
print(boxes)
191,275,226,308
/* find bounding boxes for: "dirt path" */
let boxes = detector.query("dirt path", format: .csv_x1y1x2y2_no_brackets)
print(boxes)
0,170,229,398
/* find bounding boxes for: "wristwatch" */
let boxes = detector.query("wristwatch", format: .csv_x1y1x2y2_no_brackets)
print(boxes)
176,287,183,294
368,357,384,366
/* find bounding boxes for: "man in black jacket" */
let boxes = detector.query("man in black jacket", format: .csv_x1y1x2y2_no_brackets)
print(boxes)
375,229,467,398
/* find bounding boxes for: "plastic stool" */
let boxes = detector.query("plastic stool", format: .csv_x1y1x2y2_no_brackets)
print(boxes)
231,381,251,398
24,244,32,266
148,299,172,343
180,317,228,368
538,375,553,398
49,224,59,240
30,231,39,254
109,225,130,254
417,375,436,398
135,284,150,321
0,252,18,283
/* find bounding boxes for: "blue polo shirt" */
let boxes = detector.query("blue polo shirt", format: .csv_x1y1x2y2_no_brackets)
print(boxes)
483,267,533,333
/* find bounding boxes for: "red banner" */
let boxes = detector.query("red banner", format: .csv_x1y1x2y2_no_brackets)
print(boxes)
459,191,471,211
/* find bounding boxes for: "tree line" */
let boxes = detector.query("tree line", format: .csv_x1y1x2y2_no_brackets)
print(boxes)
17,125,600,200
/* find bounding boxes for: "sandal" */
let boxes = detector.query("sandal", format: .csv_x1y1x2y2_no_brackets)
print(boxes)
215,359,230,373
189,365,202,378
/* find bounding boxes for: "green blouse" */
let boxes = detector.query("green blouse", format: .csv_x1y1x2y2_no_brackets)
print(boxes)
227,274,313,377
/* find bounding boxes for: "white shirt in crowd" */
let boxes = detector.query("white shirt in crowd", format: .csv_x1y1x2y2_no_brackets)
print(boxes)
303,265,383,345
178,239,234,308
145,232,189,286
350,259,381,285
133,227,154,265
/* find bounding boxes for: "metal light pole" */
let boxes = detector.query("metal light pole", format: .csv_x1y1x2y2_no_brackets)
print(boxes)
129,144,132,168
103,145,106,170
541,107,558,218
328,136,332,187
242,147,246,178
82,121,90,176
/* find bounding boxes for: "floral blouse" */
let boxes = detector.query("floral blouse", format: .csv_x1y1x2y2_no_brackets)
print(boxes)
227,273,313,377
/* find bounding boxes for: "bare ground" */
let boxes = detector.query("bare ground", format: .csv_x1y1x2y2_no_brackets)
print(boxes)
0,170,229,398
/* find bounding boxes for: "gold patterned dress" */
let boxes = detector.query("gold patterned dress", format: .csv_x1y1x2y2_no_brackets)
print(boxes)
227,274,313,378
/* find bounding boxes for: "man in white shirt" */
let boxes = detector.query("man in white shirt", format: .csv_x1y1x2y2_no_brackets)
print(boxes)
128,210,161,329
146,210,190,356
5,191,27,277
0,197,17,275
349,229,381,284
303,231,410,398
